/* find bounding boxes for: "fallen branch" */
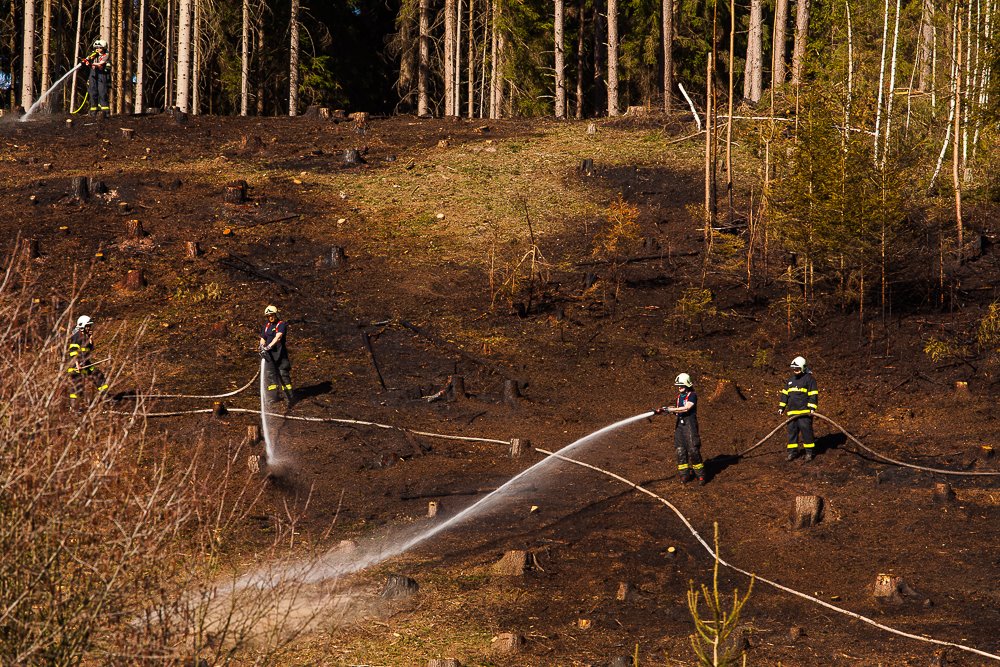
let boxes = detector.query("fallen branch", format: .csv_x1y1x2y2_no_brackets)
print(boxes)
575,250,698,267
397,319,523,385
242,213,301,229
220,253,299,291
361,331,388,389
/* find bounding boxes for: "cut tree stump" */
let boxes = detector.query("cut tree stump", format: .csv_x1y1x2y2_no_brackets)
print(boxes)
185,241,201,258
586,122,597,135
792,495,823,529
71,176,89,201
171,108,188,124
224,180,248,204
449,375,467,402
89,179,108,194
580,158,594,175
20,238,40,260
239,134,265,152
124,269,147,291
351,111,369,132
492,550,529,576
509,438,528,458
616,581,633,602
490,633,523,656
503,379,522,407
120,128,135,140
933,482,955,503
343,148,364,165
212,401,227,418
322,246,347,269
318,107,331,119
332,109,347,120
246,424,261,445
427,660,462,667
381,574,419,599
873,573,918,604
954,381,970,397
125,219,146,238
427,501,439,518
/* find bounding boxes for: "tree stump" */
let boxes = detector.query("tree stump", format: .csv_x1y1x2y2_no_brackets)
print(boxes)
212,401,227,418
224,180,248,204
509,438,528,458
118,201,132,214
503,379,522,407
246,424,261,445
71,176,89,201
954,381,970,397
239,134,265,152
792,495,823,529
124,269,147,291
125,219,146,239
586,122,597,135
490,633,523,656
171,108,188,124
932,482,955,503
616,581,633,602
318,107,331,119
580,158,594,175
322,246,347,269
492,550,529,576
332,109,347,120
381,574,419,600
89,179,108,195
20,238,40,260
120,127,135,140
873,573,917,604
427,660,462,667
449,375,467,402
351,111,369,132
343,148,364,165
427,501,439,518
608,657,632,667
185,241,201,258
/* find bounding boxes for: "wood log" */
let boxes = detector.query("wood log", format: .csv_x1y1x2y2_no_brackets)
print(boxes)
381,574,419,599
792,495,822,530
125,219,146,238
71,176,89,201
492,550,529,576
343,148,364,165
361,331,387,389
490,633,523,656
580,158,594,175
449,375,467,402
427,660,461,667
427,501,439,518
932,482,955,503
124,269,146,291
224,180,248,204
120,127,135,139
221,253,299,291
616,581,633,602
503,379,522,407
20,238,40,260
185,241,201,258
509,438,528,458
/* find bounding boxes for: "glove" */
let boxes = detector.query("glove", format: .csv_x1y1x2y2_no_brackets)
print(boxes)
80,58,90,66
653,407,665,415
778,408,784,416
259,347,269,358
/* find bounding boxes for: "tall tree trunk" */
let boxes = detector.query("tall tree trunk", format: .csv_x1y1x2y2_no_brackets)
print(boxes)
607,0,619,115
71,0,83,111
555,0,566,117
791,0,810,84
134,0,146,112
490,0,498,117
289,0,299,115
124,0,134,111
772,0,789,86
744,0,763,102
727,0,735,224
456,0,463,113
39,0,51,107
445,0,455,115
114,0,124,113
165,0,173,108
241,0,249,115
176,0,191,112
953,7,963,248
881,0,902,165
593,0,604,114
255,0,264,114
192,0,200,114
662,0,673,111
576,0,585,117
21,0,35,109
704,57,715,251
492,1,505,117
467,0,475,117
100,0,111,43
874,0,890,162
918,0,935,91
418,0,429,116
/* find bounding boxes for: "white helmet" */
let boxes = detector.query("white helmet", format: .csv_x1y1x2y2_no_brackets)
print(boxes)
264,305,279,316
790,356,807,372
92,39,108,50
76,315,92,328
674,372,693,387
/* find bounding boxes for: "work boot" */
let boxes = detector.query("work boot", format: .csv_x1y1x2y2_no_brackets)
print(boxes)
697,475,707,486
679,470,694,484
803,450,815,462
786,449,800,461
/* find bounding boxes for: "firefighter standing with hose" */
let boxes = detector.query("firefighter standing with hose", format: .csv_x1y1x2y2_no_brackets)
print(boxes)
67,315,109,409
654,373,706,486
779,356,819,461
81,38,110,117
259,305,294,405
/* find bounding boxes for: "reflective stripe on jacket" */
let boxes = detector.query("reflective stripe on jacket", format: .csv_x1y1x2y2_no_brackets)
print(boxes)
779,371,818,416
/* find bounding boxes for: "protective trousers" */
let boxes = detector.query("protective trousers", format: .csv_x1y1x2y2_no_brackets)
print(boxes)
786,415,815,450
88,69,109,111
674,418,704,478
263,351,293,402
67,366,108,407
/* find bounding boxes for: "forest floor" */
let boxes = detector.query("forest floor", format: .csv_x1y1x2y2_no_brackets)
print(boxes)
2,109,1000,667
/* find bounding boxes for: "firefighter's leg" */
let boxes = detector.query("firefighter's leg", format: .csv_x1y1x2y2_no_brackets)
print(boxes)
278,356,293,402
801,416,816,460
675,427,693,482
87,71,98,113
263,360,280,403
97,71,109,112
688,427,705,482
786,419,802,460
68,368,84,409
90,368,109,399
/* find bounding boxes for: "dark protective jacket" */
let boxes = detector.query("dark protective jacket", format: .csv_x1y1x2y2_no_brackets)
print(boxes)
261,320,288,359
779,371,819,416
675,388,698,425
67,327,93,372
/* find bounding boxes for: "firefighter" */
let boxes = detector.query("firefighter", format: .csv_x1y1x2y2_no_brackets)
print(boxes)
67,315,109,408
779,356,819,461
654,373,706,485
259,305,293,404
81,38,110,116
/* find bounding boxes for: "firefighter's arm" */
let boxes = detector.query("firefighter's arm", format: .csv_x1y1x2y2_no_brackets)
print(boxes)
668,400,694,414
807,377,819,412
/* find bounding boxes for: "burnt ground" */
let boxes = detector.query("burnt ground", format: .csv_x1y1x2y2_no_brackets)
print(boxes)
2,110,1000,666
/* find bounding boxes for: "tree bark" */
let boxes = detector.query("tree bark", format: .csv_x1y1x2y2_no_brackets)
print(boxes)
917,0,935,91
21,0,36,110
662,0,673,111
255,0,264,115
576,0,585,117
791,0,810,85
71,0,84,112
772,0,789,86
467,0,475,117
134,0,146,113
607,0,619,116
953,8,963,248
418,0,430,116
241,0,249,115
456,0,463,113
445,0,456,115
744,0,763,102
289,0,299,116
164,0,173,109
40,0,52,108
593,1,605,114
114,0,124,114
555,0,566,117
100,0,111,43
192,0,201,114
175,0,191,112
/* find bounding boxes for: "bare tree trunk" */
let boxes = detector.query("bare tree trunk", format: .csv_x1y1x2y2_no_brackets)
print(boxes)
456,0,463,113
176,0,191,112
576,0,585,117
844,0,854,129
40,0,51,107
100,0,111,43
593,0,604,114
495,6,506,117
192,0,201,114
744,0,763,102
114,0,123,113
881,0,902,165
124,0,134,111
71,0,83,111
288,0,299,116
791,0,811,85
772,0,789,86
918,0,935,91
255,1,264,114
726,0,735,224
445,0,455,115
555,0,566,117
134,0,146,113
953,7,963,248
607,0,619,115
418,0,430,116
21,0,35,109
240,0,249,115
662,0,673,111
468,0,475,117
704,57,714,251
165,0,173,109
873,0,890,162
